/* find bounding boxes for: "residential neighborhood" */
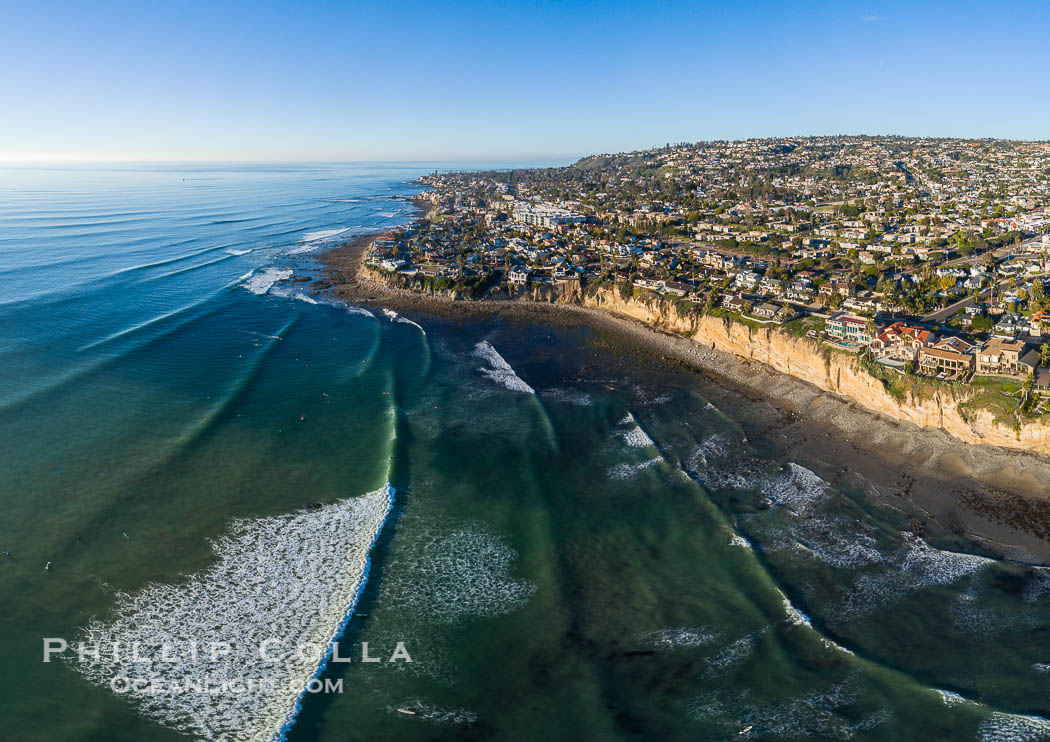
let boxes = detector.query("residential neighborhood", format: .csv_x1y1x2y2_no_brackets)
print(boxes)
359,136,1050,408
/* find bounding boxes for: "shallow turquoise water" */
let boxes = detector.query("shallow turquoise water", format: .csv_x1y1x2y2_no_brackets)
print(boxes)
2,164,1050,741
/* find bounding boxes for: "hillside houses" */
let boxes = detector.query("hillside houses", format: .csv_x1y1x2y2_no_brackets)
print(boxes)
397,136,1050,394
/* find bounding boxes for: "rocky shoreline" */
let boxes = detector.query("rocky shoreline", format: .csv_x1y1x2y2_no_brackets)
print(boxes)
315,209,1050,564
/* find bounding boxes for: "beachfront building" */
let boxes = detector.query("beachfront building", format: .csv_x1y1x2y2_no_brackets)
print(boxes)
634,277,665,291
750,302,797,323
826,313,872,349
378,258,407,272
976,337,1039,376
507,268,531,285
870,322,935,362
723,294,749,314
918,337,977,379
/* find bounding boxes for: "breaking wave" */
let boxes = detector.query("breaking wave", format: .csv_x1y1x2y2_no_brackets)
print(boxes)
381,308,426,334
301,228,351,243
684,436,757,489
977,712,1050,742
269,285,319,305
934,689,971,707
763,463,830,514
473,341,534,394
242,268,293,296
616,412,656,448
838,534,995,622
285,228,355,255
729,533,752,549
779,592,812,628
74,485,394,742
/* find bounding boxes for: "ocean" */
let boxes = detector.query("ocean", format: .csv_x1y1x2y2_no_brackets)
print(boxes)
2,163,1050,742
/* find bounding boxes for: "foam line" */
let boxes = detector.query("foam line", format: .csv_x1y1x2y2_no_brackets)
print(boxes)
473,341,534,394
75,485,395,742
381,308,426,334
242,268,294,296
616,412,656,448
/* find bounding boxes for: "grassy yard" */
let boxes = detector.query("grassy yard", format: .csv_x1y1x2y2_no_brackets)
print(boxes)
707,307,766,331
782,315,826,338
959,375,1022,423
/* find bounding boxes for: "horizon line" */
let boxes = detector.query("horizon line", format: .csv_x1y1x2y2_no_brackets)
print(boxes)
4,133,1050,167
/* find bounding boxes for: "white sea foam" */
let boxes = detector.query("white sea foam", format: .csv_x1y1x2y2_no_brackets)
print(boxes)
691,676,873,738
616,412,655,448
977,712,1050,741
242,268,293,296
540,388,593,407
608,458,660,480
285,228,355,255
269,285,323,305
301,228,351,243
703,630,763,677
270,287,317,304
729,533,752,549
1024,567,1050,603
398,317,425,333
779,592,812,628
473,341,535,394
226,249,252,256
786,515,885,569
698,435,730,459
285,244,322,255
764,463,830,514
934,689,971,707
839,533,994,622
381,522,536,624
74,485,394,742
346,305,375,318
641,628,716,650
685,436,758,489
379,308,425,333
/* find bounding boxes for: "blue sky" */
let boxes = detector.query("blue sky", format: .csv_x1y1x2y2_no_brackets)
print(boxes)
2,0,1048,162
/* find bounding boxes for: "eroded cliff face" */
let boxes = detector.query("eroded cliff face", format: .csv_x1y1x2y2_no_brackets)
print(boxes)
580,288,1050,455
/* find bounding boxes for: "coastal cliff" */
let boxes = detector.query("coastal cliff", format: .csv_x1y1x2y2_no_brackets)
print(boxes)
580,287,1050,455
335,252,1050,457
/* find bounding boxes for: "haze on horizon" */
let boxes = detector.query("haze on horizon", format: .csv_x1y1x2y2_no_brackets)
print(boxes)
2,0,1048,164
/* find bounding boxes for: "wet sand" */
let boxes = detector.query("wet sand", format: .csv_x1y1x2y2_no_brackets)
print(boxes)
315,228,1050,565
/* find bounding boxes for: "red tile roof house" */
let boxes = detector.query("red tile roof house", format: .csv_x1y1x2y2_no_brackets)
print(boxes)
869,322,936,362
